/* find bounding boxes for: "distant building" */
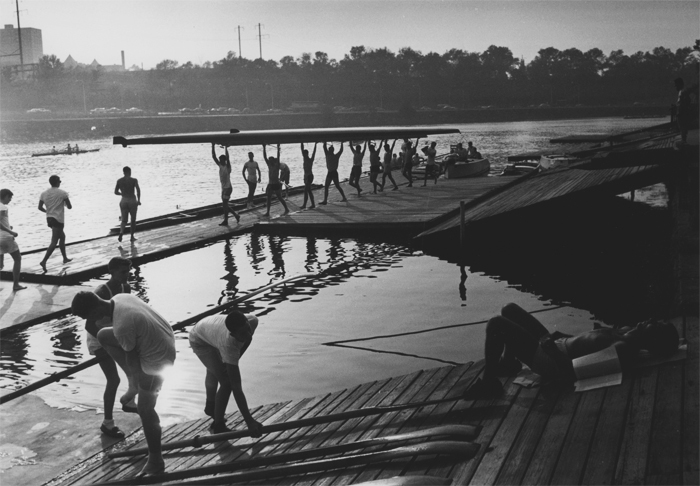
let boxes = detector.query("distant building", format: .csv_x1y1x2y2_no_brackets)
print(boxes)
63,54,125,72
0,24,43,66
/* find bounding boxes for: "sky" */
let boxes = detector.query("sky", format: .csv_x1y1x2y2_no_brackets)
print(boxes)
1,0,698,69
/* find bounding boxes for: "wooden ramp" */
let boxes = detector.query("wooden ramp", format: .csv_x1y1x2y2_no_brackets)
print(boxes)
47,316,698,485
418,150,676,239
5,176,512,284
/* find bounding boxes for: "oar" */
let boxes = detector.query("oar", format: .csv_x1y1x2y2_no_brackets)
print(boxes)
98,425,479,485
98,440,478,486
352,476,453,486
0,273,315,405
108,395,467,458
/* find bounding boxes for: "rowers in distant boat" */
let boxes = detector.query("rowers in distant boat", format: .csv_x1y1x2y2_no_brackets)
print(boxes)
32,145,101,157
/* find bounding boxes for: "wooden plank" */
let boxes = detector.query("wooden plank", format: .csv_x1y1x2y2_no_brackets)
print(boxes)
466,385,540,485
646,361,684,484
494,388,562,485
581,379,634,485
548,388,606,485
683,316,699,486
520,390,580,485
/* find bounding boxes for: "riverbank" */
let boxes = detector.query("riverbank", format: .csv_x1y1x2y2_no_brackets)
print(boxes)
1,105,669,143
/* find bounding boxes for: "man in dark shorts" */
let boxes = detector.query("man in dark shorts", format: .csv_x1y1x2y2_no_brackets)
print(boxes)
279,161,291,199
381,139,399,191
320,142,347,205
211,144,240,226
300,142,317,209
422,141,439,186
401,138,420,187
71,290,176,476
114,166,141,242
463,303,680,399
348,141,367,196
38,175,72,272
262,144,289,217
367,141,384,194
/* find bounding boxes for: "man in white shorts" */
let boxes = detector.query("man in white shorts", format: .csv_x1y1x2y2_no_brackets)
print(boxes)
0,189,25,291
189,310,263,437
72,291,176,477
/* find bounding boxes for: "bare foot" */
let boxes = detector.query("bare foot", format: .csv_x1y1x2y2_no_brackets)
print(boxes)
13,285,27,291
319,201,327,205
234,213,240,223
139,461,165,477
130,236,137,242
263,213,270,217
219,220,228,226
341,198,348,202
118,233,123,242
283,209,290,214
63,258,73,264
309,205,316,209
39,261,47,273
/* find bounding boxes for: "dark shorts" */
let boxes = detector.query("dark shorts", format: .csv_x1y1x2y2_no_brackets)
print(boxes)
325,170,340,186
370,165,381,173
350,166,361,178
280,172,290,185
304,173,314,185
47,217,64,230
425,165,437,176
266,182,282,193
221,186,233,200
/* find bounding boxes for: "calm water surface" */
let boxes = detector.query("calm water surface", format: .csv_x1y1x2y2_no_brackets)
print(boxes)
0,117,664,425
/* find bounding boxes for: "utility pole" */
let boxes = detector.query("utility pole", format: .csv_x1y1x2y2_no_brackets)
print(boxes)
237,26,243,58
15,0,23,66
256,23,263,59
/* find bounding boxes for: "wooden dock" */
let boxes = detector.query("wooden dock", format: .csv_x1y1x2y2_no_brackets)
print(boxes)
3,176,512,285
47,316,698,486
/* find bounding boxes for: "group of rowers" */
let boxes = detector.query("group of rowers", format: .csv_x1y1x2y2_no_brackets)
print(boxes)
51,143,80,154
211,138,482,221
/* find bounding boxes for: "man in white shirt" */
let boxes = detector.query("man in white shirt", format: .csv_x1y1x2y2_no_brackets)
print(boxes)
189,310,263,437
0,188,26,291
72,291,176,476
38,175,72,272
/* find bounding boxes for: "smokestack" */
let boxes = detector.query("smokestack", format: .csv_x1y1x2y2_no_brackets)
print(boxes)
121,50,125,69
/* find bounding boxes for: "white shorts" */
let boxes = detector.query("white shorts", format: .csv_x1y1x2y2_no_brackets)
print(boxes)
0,237,19,255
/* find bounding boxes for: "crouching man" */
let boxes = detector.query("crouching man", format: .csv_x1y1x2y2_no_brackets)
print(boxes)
464,302,679,399
72,291,176,477
189,310,263,437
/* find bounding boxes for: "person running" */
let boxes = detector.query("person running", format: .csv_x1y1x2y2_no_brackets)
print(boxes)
401,138,420,187
241,152,262,209
0,189,26,291
114,166,141,242
300,142,318,209
320,142,347,205
462,303,680,399
71,290,176,476
262,144,290,217
279,161,291,199
422,141,439,186
348,141,367,197
367,141,384,194
38,175,72,272
211,144,240,226
381,139,399,191
84,257,139,439
189,310,264,436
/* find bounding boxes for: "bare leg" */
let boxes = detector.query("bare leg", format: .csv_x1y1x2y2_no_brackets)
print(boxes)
276,191,289,214
97,328,138,404
95,349,121,421
129,206,138,239
40,226,62,270
137,386,164,475
264,193,272,216
58,229,70,262
483,315,540,381
9,250,25,290
119,204,129,242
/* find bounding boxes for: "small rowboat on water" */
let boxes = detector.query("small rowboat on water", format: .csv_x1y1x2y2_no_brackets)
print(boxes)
444,158,490,179
31,148,101,157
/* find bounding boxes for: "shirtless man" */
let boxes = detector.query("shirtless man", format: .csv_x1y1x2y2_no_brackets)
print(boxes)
381,139,399,191
241,152,261,208
300,142,317,209
401,138,420,187
38,175,72,272
279,161,291,199
211,144,240,226
114,166,141,242
348,141,367,196
367,142,384,194
422,142,438,186
320,142,347,205
463,303,680,398
262,144,289,217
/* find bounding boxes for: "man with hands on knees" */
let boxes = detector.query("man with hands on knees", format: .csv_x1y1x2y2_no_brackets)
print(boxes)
189,310,263,437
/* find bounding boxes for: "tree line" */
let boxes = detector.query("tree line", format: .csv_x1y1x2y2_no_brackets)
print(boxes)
2,41,698,114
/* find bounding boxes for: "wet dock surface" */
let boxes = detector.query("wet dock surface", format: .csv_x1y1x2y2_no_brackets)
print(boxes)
44,315,697,486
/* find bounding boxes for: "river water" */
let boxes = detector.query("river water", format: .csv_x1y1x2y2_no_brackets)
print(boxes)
0,117,669,426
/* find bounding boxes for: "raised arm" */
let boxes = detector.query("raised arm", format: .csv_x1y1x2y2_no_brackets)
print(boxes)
349,143,358,155
337,142,344,157
225,146,231,169
276,144,280,162
390,139,398,153
362,141,368,155
262,145,269,164
311,142,318,160
211,144,219,165
323,142,329,155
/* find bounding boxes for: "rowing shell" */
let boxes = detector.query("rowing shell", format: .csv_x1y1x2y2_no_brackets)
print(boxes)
113,126,460,147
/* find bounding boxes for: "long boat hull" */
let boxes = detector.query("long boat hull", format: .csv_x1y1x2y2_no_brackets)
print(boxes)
31,148,100,157
444,158,490,179
113,126,460,147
